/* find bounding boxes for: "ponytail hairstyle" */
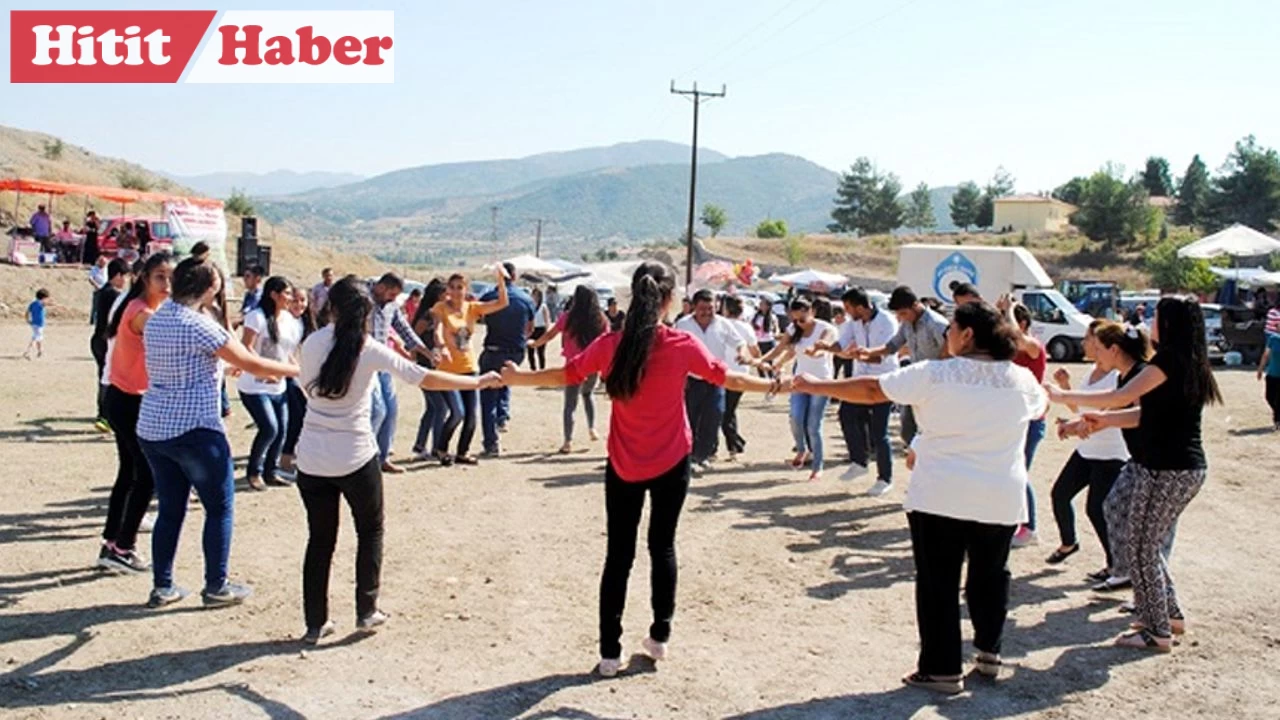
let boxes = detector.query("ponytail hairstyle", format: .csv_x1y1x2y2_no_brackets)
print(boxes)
953,301,1019,361
565,284,605,349
107,250,172,339
606,262,674,400
257,275,290,345
1093,320,1152,364
309,275,371,400
1153,296,1222,407
787,296,813,345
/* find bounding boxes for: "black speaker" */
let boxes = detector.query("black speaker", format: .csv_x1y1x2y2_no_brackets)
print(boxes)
257,245,272,275
236,234,258,276
241,216,257,240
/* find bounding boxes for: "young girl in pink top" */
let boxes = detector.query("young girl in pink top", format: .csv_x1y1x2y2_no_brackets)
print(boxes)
502,262,788,677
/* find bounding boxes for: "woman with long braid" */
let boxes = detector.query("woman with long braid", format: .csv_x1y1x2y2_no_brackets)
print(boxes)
501,262,787,677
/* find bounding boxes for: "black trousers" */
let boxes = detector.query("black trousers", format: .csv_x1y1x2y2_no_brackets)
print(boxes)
907,511,1015,677
1266,376,1280,424
683,378,724,463
721,390,746,454
102,385,153,551
1050,451,1126,568
527,328,547,370
599,456,691,659
297,456,384,629
90,336,108,420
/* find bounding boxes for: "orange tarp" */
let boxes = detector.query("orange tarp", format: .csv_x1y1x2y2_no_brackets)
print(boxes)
0,178,223,208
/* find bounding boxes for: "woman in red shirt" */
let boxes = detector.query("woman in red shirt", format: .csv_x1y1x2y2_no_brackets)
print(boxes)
501,262,786,677
1005,299,1046,548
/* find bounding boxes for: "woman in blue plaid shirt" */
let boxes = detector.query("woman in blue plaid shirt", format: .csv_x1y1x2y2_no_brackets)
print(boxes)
138,257,303,610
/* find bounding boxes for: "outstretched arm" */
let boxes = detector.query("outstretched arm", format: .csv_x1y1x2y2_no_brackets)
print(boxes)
501,361,569,388
1047,365,1166,409
792,374,889,405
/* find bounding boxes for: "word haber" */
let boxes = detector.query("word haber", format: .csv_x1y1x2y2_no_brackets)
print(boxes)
218,25,392,66
28,24,392,67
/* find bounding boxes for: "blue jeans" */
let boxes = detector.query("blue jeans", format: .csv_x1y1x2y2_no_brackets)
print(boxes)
140,429,235,594
415,389,448,454
1024,418,1047,531
840,400,893,482
479,349,523,452
790,392,830,472
369,371,398,464
438,378,478,456
239,391,288,480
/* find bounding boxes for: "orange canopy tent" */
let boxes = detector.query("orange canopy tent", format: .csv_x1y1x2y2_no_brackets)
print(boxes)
0,177,223,210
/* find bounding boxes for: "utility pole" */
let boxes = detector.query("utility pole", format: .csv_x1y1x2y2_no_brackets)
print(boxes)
670,80,726,288
530,218,553,258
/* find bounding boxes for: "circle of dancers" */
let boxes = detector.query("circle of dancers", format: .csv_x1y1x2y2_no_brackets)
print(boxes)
87,253,1217,693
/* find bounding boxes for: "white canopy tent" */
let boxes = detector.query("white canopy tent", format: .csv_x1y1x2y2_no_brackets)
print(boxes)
504,254,569,277
1208,266,1280,287
1178,224,1280,259
767,268,849,292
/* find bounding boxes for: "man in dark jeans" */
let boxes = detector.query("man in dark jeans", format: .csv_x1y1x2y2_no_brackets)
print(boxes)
674,290,744,473
478,263,534,456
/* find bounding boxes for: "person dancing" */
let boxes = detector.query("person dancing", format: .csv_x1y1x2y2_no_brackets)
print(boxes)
294,276,500,643
528,285,609,454
796,301,1046,694
1048,297,1220,651
501,262,788,677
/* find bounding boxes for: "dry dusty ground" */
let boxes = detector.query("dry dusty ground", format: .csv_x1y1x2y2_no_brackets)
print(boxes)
1,320,1279,720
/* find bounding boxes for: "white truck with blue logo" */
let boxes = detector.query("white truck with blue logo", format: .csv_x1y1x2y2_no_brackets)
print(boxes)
897,244,1092,361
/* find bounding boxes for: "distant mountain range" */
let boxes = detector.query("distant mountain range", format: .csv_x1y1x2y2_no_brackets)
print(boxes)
163,169,365,199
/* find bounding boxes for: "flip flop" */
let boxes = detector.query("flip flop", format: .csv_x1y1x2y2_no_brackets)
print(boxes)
1114,629,1172,653
902,671,963,695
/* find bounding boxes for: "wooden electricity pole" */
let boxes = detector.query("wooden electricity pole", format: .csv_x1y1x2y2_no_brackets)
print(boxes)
670,81,726,287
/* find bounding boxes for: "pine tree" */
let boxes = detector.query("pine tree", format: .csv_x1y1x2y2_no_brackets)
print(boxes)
904,183,936,233
1174,155,1211,227
949,182,982,231
830,157,904,235
1207,135,1280,232
1141,156,1174,197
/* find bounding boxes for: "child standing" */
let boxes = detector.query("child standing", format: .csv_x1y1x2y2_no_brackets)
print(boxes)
23,289,49,360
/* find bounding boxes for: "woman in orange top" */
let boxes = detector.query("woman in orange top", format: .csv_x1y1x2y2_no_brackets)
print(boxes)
431,268,508,464
99,251,174,574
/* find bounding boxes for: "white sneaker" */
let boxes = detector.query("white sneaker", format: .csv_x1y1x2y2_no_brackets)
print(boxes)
641,636,667,661
597,657,622,677
839,463,869,482
139,513,156,533
867,480,892,497
1011,527,1039,548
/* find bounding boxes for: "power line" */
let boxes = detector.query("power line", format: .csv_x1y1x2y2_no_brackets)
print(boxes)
670,81,727,288
703,0,837,77
682,0,808,77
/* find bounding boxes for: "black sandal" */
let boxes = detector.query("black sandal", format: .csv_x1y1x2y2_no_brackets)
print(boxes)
1115,629,1172,653
902,671,963,695
433,450,454,467
1085,568,1110,582
1045,544,1079,565
454,454,478,465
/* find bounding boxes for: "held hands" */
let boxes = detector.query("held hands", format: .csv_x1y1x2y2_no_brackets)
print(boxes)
791,372,818,394
1080,413,1107,437
1056,417,1088,440
1043,382,1066,404
477,371,503,389
500,360,524,385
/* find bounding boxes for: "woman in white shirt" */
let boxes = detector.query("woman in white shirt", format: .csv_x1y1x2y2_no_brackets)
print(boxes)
294,276,500,644
1046,321,1132,570
527,288,551,370
238,276,302,491
795,301,1046,695
751,297,837,481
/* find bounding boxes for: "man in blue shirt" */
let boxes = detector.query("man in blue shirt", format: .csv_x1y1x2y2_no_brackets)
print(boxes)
478,263,535,455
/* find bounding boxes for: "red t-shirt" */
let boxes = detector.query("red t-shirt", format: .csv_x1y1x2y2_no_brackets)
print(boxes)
1014,339,1047,419
566,325,728,481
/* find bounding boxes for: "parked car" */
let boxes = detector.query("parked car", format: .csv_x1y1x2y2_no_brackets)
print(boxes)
96,216,176,256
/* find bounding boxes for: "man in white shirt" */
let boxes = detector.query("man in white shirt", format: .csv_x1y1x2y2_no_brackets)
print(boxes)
675,290,745,472
88,254,109,325
828,287,900,495
720,295,761,460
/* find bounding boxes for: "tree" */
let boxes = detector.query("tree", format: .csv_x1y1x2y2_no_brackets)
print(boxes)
949,182,982,231
225,187,255,216
756,218,788,239
975,167,1015,230
1145,238,1219,293
1053,177,1087,205
1174,155,1211,227
699,203,727,237
1070,166,1152,248
1140,156,1174,197
1207,135,1280,232
783,234,806,266
829,157,905,235
42,138,64,160
904,183,936,234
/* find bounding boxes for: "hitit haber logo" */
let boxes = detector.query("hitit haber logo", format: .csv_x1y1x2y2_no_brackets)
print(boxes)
10,10,394,83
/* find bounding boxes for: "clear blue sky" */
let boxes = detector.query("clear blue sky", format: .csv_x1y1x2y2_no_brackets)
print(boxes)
3,0,1277,191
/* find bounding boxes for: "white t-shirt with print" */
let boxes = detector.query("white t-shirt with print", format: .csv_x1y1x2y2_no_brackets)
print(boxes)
878,357,1047,526
238,308,302,395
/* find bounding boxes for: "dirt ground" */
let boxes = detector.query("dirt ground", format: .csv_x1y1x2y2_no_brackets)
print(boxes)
1,320,1279,720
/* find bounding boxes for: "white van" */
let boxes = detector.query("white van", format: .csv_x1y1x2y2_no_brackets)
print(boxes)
897,245,1093,361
